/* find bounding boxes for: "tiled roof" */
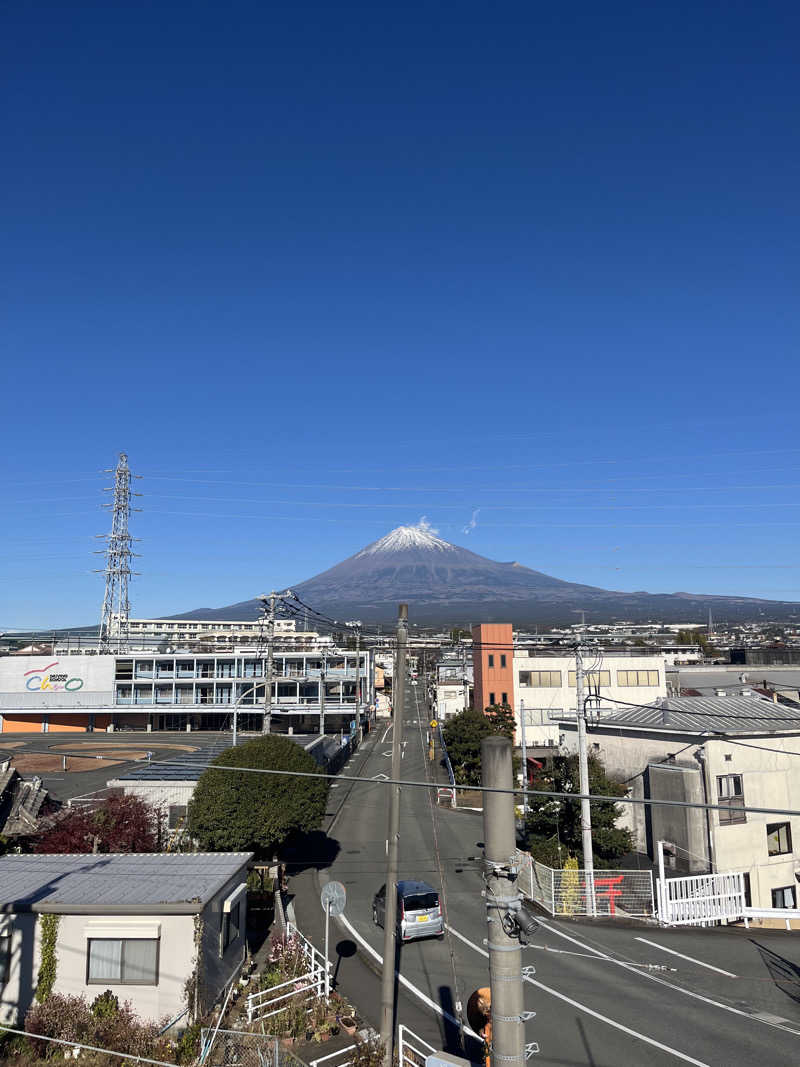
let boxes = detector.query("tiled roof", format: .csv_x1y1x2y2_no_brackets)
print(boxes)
0,852,252,913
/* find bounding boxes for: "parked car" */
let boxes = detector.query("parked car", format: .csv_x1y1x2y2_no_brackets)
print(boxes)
372,880,444,941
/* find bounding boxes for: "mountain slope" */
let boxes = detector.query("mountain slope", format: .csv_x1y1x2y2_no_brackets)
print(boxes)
165,522,800,625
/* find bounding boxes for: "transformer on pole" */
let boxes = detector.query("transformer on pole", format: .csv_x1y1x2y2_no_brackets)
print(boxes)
96,452,140,652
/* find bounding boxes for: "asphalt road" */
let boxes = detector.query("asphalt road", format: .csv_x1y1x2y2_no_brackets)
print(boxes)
292,681,800,1067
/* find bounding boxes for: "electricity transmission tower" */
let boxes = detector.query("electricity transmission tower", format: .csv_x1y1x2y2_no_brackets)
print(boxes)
96,453,140,652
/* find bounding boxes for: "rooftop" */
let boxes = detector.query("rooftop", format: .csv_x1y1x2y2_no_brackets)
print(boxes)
0,852,252,914
109,735,322,782
588,696,800,735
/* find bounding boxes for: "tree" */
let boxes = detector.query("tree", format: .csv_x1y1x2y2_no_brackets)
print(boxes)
521,754,633,869
34,795,162,854
188,735,329,855
441,705,517,786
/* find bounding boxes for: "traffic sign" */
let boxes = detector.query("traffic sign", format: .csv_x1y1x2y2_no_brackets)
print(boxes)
320,881,346,917
430,719,438,729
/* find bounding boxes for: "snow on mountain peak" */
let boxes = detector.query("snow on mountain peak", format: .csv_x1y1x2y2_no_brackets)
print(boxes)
357,519,454,556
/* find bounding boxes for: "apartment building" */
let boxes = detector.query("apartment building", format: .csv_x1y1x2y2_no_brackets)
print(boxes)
558,696,800,912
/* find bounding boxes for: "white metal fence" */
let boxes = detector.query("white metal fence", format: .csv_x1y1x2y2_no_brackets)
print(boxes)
657,871,746,926
517,850,655,918
245,922,327,1024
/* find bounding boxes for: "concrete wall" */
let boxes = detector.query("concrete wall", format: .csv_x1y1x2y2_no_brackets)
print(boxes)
436,682,468,720
704,736,800,910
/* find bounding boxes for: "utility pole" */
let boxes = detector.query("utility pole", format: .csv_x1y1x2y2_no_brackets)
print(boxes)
519,699,528,818
258,591,293,735
380,603,407,1067
346,621,363,741
575,637,596,916
482,735,525,1067
319,651,326,737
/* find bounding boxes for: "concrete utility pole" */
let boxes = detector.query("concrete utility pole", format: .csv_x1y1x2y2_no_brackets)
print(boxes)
519,700,529,818
319,651,326,737
575,639,596,916
258,591,293,735
482,736,525,1067
380,603,407,1067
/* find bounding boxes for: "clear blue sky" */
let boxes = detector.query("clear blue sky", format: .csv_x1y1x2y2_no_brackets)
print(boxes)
2,1,799,628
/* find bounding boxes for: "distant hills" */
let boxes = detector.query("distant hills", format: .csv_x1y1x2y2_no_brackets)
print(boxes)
166,523,800,626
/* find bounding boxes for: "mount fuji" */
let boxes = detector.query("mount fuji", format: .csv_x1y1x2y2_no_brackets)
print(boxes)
167,521,800,626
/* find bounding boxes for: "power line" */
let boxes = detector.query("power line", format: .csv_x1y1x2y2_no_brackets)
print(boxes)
18,746,800,820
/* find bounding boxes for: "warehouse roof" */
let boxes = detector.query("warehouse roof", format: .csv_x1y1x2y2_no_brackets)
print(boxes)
0,852,252,914
585,696,800,735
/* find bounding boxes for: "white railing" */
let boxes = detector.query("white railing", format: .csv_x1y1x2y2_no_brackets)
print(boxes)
657,871,745,926
742,906,799,932
398,1024,436,1067
246,922,327,1023
517,850,654,917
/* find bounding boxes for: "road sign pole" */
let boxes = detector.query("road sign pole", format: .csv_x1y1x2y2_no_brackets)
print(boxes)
324,900,331,1001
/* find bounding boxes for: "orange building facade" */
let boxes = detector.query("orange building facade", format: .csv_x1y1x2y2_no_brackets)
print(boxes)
471,623,515,718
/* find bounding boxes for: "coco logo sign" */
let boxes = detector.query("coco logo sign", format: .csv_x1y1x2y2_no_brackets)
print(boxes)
24,661,84,692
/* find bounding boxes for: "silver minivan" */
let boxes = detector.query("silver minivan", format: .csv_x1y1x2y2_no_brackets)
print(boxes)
372,880,444,941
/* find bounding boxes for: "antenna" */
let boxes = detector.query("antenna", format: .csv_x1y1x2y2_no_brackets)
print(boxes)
96,453,141,652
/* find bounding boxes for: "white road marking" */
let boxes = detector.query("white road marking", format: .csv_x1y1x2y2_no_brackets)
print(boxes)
537,918,800,1037
336,913,481,1040
445,924,711,1066
634,937,737,978
381,724,393,743
371,773,389,781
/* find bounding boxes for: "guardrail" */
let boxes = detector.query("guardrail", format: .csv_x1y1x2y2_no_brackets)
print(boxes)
743,907,799,931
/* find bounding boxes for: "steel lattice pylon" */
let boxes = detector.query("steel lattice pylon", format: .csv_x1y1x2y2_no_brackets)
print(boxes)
97,452,139,651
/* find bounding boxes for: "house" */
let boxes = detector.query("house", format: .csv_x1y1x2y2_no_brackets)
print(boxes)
0,852,251,1026
557,696,800,911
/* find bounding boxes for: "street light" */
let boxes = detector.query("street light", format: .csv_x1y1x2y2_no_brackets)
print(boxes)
232,683,262,747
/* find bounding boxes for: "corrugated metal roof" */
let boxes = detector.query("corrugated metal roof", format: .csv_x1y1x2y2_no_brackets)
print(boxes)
0,852,252,912
594,696,800,734
111,734,321,781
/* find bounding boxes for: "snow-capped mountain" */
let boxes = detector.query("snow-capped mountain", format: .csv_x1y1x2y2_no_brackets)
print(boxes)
166,520,800,625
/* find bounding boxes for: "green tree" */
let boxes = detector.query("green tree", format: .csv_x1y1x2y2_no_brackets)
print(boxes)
188,736,329,855
521,754,632,869
441,705,517,786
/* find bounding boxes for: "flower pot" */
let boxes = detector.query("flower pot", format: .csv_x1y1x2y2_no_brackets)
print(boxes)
340,1017,357,1035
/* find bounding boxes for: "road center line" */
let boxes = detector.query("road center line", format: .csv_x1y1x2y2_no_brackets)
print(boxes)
445,924,710,1067
536,918,800,1037
634,937,737,977
336,913,481,1040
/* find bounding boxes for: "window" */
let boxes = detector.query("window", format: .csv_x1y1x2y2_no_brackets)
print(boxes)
568,670,611,688
223,902,241,950
616,670,660,687
489,692,496,706
87,939,158,985
501,692,508,705
771,885,797,909
168,805,187,830
0,934,9,985
767,822,792,857
717,774,746,825
488,655,494,668
524,671,562,688
500,654,507,668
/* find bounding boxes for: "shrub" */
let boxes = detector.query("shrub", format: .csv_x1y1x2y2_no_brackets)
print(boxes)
25,993,94,1055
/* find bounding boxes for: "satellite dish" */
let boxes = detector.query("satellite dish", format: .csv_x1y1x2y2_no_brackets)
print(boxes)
320,881,346,917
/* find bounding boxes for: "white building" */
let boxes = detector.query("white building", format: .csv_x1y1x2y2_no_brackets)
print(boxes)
558,696,800,913
513,652,666,746
95,616,332,652
0,650,374,735
0,852,251,1026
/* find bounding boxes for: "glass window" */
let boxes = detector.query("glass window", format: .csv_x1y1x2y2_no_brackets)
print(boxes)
771,885,797,909
489,692,496,706
87,939,158,985
488,655,494,668
168,805,187,829
500,654,507,668
501,692,508,704
519,671,531,686
767,822,792,856
568,671,610,688
717,774,746,824
223,902,241,950
528,671,562,688
617,669,660,687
